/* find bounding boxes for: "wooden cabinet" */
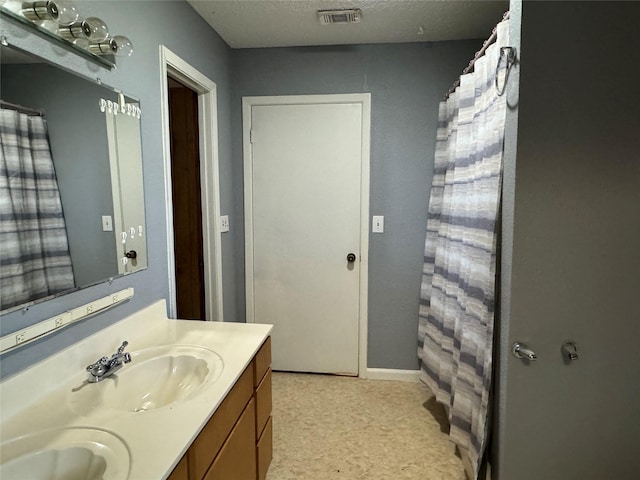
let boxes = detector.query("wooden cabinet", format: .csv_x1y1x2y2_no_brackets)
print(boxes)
167,455,189,480
169,337,272,480
253,337,272,480
256,416,273,480
188,367,254,480
205,398,256,480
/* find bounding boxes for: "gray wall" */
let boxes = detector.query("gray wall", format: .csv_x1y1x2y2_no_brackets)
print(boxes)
1,1,484,377
0,0,235,378
495,1,640,478
1,63,118,286
231,41,481,369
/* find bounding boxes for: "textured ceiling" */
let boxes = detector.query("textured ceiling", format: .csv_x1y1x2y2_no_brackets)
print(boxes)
187,0,509,49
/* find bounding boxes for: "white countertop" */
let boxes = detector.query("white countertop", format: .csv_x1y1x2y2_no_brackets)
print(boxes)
0,300,272,479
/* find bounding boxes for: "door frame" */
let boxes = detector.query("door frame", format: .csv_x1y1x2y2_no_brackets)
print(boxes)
159,46,224,321
242,94,371,377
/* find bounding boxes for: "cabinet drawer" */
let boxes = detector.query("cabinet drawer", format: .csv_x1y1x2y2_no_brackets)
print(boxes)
255,368,272,438
204,398,257,480
188,366,254,480
256,416,273,480
253,337,271,387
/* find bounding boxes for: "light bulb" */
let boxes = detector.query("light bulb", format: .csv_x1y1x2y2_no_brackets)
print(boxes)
84,17,108,42
111,35,133,57
50,1,78,26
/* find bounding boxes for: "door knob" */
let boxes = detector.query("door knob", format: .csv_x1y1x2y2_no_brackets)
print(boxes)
346,253,356,263
125,250,137,259
512,342,537,361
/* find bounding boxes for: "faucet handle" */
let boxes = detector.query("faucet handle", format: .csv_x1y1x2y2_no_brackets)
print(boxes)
86,357,109,375
116,341,129,355
512,342,537,361
562,342,579,361
86,356,108,370
115,341,131,363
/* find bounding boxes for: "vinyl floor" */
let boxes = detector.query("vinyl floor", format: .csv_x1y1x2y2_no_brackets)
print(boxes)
266,372,466,480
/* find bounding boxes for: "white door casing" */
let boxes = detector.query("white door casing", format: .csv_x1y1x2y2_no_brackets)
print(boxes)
243,94,370,377
159,46,224,321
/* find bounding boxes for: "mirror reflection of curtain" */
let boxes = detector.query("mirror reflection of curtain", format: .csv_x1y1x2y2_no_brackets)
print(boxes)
0,107,75,310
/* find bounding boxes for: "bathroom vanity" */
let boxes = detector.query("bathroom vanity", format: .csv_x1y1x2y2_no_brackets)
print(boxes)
168,337,273,480
0,301,273,480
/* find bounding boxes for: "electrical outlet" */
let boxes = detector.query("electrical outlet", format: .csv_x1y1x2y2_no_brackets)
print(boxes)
87,305,94,314
55,317,65,328
15,332,27,344
112,294,119,303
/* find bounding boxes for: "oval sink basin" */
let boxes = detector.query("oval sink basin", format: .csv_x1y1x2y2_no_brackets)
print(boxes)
0,427,130,480
70,345,223,414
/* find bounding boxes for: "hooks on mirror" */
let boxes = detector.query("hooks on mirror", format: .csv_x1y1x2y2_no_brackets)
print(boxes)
99,97,141,118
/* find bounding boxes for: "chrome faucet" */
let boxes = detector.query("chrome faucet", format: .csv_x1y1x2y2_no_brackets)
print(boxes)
86,341,131,383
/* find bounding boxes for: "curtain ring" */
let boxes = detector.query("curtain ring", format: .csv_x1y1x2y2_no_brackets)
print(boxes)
495,46,517,96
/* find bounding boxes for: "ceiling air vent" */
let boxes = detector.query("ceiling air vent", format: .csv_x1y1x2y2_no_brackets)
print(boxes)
318,9,362,25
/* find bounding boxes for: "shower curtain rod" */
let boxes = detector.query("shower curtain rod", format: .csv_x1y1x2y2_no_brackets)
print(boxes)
0,99,44,116
443,10,510,100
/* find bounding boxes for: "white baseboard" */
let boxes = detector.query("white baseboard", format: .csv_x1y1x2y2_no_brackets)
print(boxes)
364,368,420,382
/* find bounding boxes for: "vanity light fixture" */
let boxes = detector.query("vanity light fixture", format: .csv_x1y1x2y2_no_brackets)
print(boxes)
2,0,133,59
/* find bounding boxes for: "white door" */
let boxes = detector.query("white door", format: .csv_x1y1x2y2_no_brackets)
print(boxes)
244,96,370,375
105,104,147,274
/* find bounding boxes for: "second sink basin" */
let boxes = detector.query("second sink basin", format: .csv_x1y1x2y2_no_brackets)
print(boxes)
70,345,224,414
0,427,130,480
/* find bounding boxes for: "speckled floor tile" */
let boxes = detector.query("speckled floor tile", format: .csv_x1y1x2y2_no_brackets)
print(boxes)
266,372,466,480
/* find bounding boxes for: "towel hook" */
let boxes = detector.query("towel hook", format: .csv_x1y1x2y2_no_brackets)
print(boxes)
495,46,517,96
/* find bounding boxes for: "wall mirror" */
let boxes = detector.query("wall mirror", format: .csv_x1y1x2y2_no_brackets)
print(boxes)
0,42,147,314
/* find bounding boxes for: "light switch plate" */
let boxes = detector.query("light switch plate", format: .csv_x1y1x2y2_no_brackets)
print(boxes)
372,215,384,233
220,215,230,233
102,215,113,232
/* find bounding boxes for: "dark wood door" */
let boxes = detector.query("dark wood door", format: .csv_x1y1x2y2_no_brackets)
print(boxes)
168,79,204,320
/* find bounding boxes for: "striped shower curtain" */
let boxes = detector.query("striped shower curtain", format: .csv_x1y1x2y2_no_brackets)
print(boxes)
0,108,75,311
417,19,509,478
